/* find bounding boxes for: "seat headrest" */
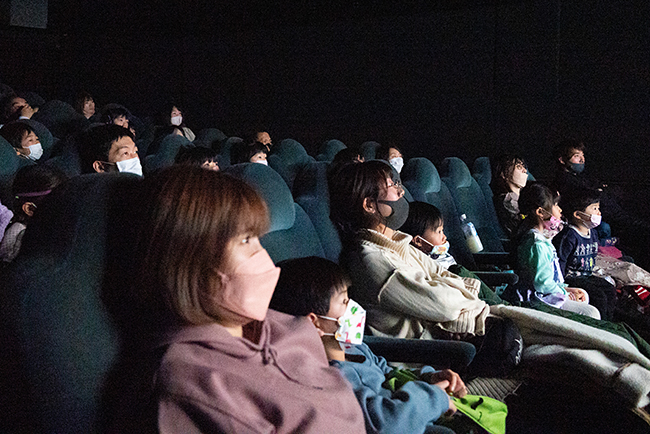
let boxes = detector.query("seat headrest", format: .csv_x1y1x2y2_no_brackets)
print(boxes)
272,139,311,165
472,157,492,184
224,163,296,232
317,139,346,161
20,173,142,262
194,128,227,150
144,134,191,173
402,157,441,194
360,141,381,161
441,157,473,188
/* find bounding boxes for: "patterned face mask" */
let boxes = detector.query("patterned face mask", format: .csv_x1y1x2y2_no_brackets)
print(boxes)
318,299,366,350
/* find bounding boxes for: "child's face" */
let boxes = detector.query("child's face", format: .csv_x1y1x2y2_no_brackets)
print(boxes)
422,224,447,247
551,203,562,220
319,286,350,335
583,202,601,216
250,151,267,164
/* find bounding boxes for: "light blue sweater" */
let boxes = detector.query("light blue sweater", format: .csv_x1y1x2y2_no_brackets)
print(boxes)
331,343,452,434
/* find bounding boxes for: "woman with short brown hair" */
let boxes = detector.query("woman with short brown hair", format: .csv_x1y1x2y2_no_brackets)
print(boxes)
121,165,364,433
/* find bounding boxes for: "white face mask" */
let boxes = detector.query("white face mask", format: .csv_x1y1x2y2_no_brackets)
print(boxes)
170,115,183,126
26,142,43,161
318,299,366,350
116,156,143,176
389,157,404,173
254,159,268,166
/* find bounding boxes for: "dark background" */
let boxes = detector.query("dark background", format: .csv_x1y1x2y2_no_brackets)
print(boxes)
1,0,649,188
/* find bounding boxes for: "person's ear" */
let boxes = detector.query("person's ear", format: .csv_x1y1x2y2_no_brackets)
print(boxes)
411,236,424,249
22,202,36,217
93,160,106,173
307,312,325,337
535,207,546,220
362,197,376,213
558,156,566,165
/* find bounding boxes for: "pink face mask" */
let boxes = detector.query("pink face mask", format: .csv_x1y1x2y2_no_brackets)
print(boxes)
215,249,280,321
542,214,564,239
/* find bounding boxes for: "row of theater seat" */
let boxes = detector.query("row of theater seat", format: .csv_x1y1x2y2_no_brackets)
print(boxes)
0,113,525,432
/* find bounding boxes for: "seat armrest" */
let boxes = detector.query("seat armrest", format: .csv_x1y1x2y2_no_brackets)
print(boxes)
363,336,476,371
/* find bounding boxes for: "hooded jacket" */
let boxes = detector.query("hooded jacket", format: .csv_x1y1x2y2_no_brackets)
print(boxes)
154,309,365,433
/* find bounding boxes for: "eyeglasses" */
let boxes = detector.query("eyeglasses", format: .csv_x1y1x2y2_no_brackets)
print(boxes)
387,180,403,191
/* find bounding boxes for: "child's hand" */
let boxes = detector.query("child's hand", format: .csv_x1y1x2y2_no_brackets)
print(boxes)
429,379,458,415
567,287,587,302
423,369,467,398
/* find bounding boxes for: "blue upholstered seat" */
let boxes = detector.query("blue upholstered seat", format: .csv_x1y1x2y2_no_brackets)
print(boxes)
316,139,346,162
225,162,325,263
440,157,506,253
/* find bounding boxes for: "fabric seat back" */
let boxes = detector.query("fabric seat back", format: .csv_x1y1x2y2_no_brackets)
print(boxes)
472,157,505,239
0,173,141,433
225,163,325,263
316,139,346,162
293,161,342,262
440,157,505,252
267,138,315,191
360,141,381,161
401,157,476,267
144,134,191,173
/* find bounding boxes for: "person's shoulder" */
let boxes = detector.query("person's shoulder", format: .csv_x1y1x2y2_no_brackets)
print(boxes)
265,309,324,348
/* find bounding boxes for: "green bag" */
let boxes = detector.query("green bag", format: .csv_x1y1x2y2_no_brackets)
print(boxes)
383,369,508,434
443,394,508,434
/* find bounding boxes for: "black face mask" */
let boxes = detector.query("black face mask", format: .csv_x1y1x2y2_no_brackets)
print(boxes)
377,196,410,230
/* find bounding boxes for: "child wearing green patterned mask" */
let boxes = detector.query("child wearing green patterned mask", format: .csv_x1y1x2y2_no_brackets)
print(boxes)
270,256,466,434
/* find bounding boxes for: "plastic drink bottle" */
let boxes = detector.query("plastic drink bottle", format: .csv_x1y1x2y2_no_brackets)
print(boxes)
460,214,483,253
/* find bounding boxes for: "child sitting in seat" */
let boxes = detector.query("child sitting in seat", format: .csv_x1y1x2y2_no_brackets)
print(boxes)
401,201,503,306
553,188,617,320
515,182,600,319
0,165,67,262
270,256,465,434
0,121,44,162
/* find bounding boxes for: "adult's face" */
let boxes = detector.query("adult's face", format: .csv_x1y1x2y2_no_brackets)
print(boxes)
377,177,404,217
83,99,95,118
566,148,584,165
107,136,138,164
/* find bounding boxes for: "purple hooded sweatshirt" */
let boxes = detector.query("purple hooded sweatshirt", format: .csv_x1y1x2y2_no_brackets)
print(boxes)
154,309,366,433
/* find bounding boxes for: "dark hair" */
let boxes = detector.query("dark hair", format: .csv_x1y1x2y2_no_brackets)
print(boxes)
74,91,94,114
0,122,36,150
492,154,527,194
230,141,267,165
400,201,443,238
0,93,22,124
158,103,185,127
136,166,269,325
376,144,403,162
562,188,600,223
518,182,557,227
175,146,219,167
270,257,350,317
553,139,585,165
100,105,130,125
79,124,135,173
328,160,394,242
12,165,67,223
